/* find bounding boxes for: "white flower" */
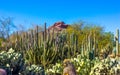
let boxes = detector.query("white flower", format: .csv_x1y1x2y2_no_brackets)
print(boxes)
8,48,14,53
56,63,61,67
8,55,11,58
76,67,80,72
36,67,39,70
71,58,74,62
0,56,3,59
13,57,16,60
74,58,79,62
80,61,84,66
56,70,59,73
6,64,10,67
28,67,32,71
46,69,49,73
0,51,5,54
111,58,115,62
32,64,36,68
19,73,22,75
49,69,54,73
53,66,56,70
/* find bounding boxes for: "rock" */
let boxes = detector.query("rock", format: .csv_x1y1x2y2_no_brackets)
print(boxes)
63,59,76,75
48,21,69,32
0,68,7,75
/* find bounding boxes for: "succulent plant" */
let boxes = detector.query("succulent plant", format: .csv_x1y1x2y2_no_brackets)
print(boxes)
90,57,120,75
0,48,24,74
19,64,45,75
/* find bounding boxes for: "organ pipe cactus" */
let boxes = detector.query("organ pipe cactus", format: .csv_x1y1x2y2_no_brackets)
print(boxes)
115,29,119,56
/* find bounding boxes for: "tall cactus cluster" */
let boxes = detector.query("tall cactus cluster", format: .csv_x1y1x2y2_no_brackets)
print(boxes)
4,22,119,70
9,23,80,69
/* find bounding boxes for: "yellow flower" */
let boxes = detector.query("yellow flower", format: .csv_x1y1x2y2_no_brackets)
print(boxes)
80,61,84,66
63,59,71,64
63,59,71,67
76,67,80,72
64,73,68,75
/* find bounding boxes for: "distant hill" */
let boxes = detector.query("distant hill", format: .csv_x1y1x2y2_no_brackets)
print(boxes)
48,21,69,33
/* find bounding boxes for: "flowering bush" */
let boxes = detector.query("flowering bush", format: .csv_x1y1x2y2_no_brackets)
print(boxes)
0,48,45,74
90,57,120,75
0,48,24,74
46,63,62,74
45,55,92,75
19,64,44,75
45,54,120,75
1,48,120,75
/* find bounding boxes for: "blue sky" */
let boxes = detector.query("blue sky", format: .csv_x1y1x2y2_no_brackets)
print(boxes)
0,0,120,34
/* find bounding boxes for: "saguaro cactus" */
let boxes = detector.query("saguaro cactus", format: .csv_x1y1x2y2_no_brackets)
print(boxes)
36,25,39,48
44,22,47,42
93,33,96,57
115,29,119,56
88,32,92,51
